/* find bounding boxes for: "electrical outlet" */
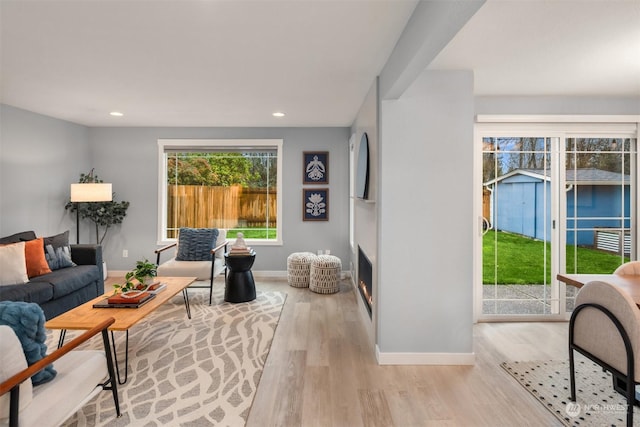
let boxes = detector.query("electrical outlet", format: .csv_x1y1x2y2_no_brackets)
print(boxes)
325,249,331,255
122,249,128,258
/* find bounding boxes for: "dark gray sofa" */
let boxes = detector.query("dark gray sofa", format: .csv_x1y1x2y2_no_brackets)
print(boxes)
0,231,104,319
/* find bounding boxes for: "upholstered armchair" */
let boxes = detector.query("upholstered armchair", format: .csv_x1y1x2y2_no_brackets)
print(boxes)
569,280,640,427
614,261,640,275
0,317,120,427
155,228,228,305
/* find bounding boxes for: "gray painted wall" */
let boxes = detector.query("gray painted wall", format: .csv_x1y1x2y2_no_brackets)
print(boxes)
0,106,351,272
379,70,474,353
88,127,350,271
0,105,89,239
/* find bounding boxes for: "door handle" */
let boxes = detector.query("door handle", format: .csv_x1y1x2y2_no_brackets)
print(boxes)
481,216,492,236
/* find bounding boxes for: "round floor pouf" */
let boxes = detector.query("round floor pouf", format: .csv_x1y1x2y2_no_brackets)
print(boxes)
287,252,316,288
309,255,341,294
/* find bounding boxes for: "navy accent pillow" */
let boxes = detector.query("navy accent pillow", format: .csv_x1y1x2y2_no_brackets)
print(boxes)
44,231,76,270
176,228,219,261
0,231,36,245
0,301,57,385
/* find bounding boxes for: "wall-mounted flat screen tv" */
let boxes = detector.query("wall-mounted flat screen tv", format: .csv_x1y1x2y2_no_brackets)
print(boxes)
356,132,369,199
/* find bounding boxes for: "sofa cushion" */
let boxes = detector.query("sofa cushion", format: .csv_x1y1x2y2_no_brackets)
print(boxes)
0,231,36,245
0,325,33,418
22,350,107,427
0,242,29,286
28,265,100,300
176,228,219,261
0,281,53,305
158,258,222,281
0,301,56,385
44,231,76,270
25,238,52,278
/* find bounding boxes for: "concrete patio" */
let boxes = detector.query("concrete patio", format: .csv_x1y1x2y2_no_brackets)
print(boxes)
482,284,578,315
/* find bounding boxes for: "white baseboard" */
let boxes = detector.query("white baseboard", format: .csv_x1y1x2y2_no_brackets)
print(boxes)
252,270,287,278
375,345,475,365
108,270,350,279
252,271,351,279
108,270,129,277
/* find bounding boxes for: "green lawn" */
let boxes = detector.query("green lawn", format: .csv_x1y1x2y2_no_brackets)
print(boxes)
227,228,277,240
483,230,627,284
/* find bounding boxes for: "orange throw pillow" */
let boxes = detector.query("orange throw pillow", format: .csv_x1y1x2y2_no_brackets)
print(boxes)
24,238,52,278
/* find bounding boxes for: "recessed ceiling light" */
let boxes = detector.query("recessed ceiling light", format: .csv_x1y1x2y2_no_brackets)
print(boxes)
272,112,285,118
110,111,124,117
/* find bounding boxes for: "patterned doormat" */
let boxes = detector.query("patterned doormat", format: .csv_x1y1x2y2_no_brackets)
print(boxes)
501,356,638,426
47,287,286,427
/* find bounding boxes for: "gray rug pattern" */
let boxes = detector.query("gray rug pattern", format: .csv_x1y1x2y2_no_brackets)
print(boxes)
501,356,638,426
47,287,286,427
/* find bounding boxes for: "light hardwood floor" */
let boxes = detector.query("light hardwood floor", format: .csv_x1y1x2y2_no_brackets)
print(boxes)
106,276,567,426
246,278,567,427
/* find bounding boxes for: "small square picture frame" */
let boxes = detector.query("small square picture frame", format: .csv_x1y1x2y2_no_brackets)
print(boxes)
303,151,329,184
303,188,329,221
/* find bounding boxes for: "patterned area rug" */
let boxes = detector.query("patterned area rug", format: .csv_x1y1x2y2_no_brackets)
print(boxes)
501,356,639,426
47,287,286,427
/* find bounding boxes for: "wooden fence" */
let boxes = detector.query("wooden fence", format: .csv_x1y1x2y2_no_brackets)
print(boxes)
167,185,277,236
482,188,491,227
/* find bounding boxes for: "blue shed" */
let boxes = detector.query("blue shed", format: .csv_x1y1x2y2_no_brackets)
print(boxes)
484,168,630,248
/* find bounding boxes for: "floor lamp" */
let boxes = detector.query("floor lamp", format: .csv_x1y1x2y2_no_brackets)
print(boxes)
70,183,113,244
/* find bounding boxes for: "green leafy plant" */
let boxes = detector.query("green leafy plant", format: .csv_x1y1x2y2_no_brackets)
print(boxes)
65,170,130,245
113,258,158,294
112,280,136,295
129,258,157,282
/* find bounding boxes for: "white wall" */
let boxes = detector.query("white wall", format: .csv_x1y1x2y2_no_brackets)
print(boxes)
350,79,380,346
0,105,90,238
379,0,484,100
476,96,640,115
377,70,474,363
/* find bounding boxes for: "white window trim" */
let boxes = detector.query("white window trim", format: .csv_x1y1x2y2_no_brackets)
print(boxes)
157,138,283,246
473,116,640,323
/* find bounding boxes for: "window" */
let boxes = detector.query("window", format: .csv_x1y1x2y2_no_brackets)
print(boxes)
158,139,283,245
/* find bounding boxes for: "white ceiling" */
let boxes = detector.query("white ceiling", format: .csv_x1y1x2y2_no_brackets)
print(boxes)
0,0,417,127
1,1,639,128
429,0,640,98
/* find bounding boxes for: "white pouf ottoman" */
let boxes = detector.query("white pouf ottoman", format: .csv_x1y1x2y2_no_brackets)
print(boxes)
287,252,316,288
309,255,341,294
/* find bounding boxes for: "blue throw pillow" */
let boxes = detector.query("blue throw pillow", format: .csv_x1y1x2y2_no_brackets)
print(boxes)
176,228,219,261
43,231,76,270
0,301,56,385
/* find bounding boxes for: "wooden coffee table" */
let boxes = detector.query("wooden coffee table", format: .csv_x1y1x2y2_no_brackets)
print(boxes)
45,276,196,384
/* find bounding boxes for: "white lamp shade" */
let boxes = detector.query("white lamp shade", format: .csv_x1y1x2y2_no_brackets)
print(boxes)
70,183,113,202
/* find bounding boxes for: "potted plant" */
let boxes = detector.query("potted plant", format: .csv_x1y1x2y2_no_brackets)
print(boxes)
113,258,157,294
130,258,157,285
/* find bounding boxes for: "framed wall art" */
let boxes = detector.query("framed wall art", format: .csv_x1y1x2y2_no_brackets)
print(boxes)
303,151,328,184
303,188,329,221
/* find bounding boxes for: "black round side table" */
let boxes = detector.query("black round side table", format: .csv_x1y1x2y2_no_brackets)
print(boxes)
224,252,256,303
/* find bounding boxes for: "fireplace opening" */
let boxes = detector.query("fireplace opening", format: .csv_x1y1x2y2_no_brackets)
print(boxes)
358,246,372,318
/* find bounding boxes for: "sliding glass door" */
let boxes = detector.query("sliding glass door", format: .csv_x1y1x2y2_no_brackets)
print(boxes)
481,136,557,317
563,137,635,311
476,122,637,320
